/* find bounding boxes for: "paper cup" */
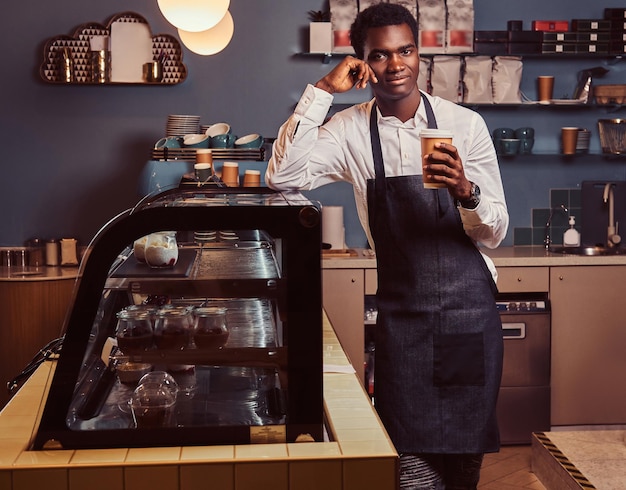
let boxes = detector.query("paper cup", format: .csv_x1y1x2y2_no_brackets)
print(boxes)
537,76,554,103
420,128,453,189
195,163,212,182
561,127,579,155
243,169,261,187
221,161,239,187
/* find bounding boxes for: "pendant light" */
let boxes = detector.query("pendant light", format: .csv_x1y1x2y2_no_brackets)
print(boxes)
157,0,230,32
178,10,234,55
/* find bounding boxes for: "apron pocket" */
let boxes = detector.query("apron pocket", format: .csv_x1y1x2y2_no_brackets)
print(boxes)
433,332,485,386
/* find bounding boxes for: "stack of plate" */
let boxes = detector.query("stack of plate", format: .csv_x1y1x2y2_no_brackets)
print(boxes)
166,114,201,137
577,128,591,154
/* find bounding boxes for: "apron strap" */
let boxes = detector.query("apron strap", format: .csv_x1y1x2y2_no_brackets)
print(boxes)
369,93,448,214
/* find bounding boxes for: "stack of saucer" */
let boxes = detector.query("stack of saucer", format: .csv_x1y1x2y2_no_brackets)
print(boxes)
166,114,201,137
577,128,591,154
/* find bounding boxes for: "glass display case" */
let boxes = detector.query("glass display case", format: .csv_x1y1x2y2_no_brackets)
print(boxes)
33,187,323,450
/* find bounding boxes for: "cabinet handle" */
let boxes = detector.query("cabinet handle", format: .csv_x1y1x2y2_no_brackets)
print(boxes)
517,277,522,282
559,275,564,281
351,278,356,283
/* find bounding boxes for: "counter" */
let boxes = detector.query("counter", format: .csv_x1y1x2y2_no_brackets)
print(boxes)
322,246,626,268
0,266,78,408
0,313,398,490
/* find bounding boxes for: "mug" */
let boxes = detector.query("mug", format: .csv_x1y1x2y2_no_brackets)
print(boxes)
183,134,210,148
210,133,236,148
234,133,264,149
514,127,535,139
155,136,182,149
492,127,515,140
205,123,231,138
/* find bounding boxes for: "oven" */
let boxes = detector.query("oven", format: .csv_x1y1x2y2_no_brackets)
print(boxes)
496,292,551,445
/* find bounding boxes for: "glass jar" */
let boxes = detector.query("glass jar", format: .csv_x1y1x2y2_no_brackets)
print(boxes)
115,309,154,354
154,307,192,351
144,231,178,268
193,307,229,349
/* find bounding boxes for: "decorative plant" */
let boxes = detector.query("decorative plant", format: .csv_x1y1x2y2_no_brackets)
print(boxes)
308,9,330,22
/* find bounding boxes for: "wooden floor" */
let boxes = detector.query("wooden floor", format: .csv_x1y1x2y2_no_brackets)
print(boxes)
479,445,546,489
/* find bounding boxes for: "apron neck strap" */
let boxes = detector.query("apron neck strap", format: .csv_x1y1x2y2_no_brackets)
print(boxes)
369,92,438,182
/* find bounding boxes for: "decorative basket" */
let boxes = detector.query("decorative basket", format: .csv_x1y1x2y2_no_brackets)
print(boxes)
597,119,626,155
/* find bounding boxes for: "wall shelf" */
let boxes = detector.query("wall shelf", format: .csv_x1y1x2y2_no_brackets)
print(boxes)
40,11,187,85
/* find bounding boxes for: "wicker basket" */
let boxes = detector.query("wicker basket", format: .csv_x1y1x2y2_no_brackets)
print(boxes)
597,119,626,155
593,84,626,105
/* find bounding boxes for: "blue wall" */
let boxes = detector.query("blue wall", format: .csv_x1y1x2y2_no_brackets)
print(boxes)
1,0,625,247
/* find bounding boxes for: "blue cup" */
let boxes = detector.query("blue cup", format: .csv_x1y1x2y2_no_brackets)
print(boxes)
155,136,182,149
499,138,521,156
183,134,210,148
515,127,535,139
519,138,534,154
234,133,264,149
210,133,237,148
492,127,515,140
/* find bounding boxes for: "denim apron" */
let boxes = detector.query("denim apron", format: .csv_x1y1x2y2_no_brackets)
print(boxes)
367,96,503,454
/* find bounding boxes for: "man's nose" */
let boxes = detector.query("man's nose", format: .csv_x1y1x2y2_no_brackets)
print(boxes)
387,54,404,71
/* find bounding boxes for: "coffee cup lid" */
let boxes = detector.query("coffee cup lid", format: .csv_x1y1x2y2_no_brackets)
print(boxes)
419,129,453,138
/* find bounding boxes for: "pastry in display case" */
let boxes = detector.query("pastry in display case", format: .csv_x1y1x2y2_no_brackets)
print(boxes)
33,187,323,450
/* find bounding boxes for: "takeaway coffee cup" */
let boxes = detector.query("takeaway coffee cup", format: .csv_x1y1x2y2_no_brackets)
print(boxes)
537,76,554,103
561,127,579,155
195,163,212,182
420,128,453,189
221,161,239,187
242,169,261,187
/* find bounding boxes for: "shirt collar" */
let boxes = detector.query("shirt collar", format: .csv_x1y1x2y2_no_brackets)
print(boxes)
373,94,429,129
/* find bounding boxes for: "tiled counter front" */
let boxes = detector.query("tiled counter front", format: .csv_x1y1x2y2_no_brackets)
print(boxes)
0,315,398,490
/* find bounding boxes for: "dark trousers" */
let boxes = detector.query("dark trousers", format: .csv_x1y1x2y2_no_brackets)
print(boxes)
399,453,484,490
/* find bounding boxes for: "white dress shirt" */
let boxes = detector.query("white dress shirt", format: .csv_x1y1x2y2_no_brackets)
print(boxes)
266,84,509,279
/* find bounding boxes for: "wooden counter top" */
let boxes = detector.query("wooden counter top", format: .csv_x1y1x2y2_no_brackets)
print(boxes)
322,246,626,268
0,266,79,282
0,313,398,490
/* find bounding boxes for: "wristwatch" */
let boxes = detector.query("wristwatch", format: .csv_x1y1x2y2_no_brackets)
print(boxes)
459,181,481,209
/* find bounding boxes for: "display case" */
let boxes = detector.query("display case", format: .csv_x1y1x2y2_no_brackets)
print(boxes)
33,187,323,450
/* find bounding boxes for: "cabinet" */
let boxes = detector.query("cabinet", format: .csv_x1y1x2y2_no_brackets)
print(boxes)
323,269,365,382
549,265,626,426
497,266,550,292
0,273,76,408
33,188,324,449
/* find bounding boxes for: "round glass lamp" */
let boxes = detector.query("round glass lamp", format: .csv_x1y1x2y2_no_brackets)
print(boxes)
178,10,234,55
157,0,230,32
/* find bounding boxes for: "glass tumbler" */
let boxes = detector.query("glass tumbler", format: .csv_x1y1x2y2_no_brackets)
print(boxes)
144,231,178,267
193,307,229,349
115,309,154,354
154,307,193,351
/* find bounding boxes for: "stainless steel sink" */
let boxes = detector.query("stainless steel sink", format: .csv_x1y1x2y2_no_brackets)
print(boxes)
548,245,626,256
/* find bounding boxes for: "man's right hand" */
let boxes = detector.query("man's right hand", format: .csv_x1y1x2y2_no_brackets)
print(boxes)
314,56,378,94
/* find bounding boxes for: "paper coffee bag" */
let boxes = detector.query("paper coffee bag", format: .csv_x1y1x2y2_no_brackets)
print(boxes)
446,0,474,53
463,56,493,104
389,0,418,20
492,56,523,104
417,0,446,54
418,56,432,94
330,0,358,53
431,55,462,102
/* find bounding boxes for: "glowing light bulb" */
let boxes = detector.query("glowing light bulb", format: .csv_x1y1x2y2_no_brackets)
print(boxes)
157,0,230,32
178,10,234,56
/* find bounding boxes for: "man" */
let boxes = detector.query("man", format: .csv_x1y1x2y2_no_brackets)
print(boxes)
266,4,508,488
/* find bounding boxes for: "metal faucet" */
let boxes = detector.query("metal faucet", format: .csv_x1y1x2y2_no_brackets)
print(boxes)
544,204,568,249
603,183,621,247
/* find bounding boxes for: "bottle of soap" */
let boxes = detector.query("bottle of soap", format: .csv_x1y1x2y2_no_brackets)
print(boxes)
563,216,580,247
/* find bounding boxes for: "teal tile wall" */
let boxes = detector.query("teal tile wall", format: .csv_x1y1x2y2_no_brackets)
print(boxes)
513,188,582,246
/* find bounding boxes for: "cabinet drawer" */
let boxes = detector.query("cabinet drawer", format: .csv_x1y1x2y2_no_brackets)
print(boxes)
496,267,549,293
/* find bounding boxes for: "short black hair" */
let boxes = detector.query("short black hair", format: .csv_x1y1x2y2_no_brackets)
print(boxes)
350,3,419,59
